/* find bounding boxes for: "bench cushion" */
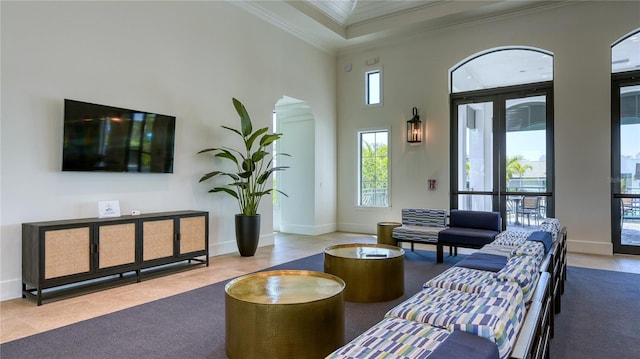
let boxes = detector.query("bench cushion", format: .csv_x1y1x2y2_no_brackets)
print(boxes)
393,225,442,243
438,227,499,247
393,209,447,244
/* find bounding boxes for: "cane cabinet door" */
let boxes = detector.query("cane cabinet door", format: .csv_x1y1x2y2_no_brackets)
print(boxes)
44,226,91,279
96,222,136,269
142,218,175,261
178,215,206,255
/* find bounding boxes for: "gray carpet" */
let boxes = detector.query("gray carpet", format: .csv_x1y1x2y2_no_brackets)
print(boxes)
550,265,640,358
1,250,639,358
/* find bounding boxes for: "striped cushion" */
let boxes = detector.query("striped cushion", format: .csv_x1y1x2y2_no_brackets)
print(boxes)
386,283,524,359
425,267,495,294
493,218,561,247
386,286,478,327
325,317,450,359
393,225,441,243
392,209,447,243
492,229,532,246
479,243,516,257
401,208,447,227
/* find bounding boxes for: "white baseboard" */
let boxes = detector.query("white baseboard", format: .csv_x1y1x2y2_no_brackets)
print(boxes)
279,223,337,236
208,233,275,256
567,239,612,256
1,278,22,301
337,223,376,235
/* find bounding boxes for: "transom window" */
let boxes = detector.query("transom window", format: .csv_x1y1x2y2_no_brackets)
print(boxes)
366,70,381,105
451,48,552,93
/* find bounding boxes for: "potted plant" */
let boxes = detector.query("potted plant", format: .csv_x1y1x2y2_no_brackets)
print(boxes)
198,98,289,256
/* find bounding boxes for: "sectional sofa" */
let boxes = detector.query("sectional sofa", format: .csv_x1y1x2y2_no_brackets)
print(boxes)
326,218,566,359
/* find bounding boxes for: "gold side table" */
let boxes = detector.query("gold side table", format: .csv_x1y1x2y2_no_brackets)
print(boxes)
377,221,402,246
324,243,404,302
225,270,345,359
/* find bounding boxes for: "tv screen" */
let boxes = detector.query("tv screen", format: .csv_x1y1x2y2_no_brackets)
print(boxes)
62,99,176,173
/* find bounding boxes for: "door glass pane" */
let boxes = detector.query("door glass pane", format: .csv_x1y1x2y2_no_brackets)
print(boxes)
506,96,546,193
505,95,546,229
458,195,492,211
620,84,640,247
458,102,493,193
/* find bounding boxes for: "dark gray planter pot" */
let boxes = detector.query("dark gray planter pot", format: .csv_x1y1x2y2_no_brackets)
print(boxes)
235,214,260,256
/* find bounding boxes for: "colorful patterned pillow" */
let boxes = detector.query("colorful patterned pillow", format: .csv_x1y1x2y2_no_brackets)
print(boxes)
539,218,561,241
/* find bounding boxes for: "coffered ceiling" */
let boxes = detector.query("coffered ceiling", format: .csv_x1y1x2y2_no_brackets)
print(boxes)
232,1,639,88
232,0,566,53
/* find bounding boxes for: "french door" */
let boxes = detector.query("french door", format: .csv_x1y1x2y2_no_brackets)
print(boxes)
611,73,640,255
450,83,554,230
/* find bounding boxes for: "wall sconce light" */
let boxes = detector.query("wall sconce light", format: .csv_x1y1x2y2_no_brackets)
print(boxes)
407,107,422,143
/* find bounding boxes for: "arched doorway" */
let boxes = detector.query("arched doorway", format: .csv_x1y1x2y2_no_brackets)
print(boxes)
273,96,315,233
449,47,554,230
611,29,640,255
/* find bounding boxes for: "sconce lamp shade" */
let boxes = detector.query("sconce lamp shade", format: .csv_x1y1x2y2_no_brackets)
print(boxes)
407,107,422,143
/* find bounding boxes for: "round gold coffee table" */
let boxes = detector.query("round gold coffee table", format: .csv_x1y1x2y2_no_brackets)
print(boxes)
225,270,345,359
324,243,404,302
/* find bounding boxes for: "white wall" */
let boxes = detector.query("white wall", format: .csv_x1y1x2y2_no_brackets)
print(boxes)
0,1,337,300
335,1,640,255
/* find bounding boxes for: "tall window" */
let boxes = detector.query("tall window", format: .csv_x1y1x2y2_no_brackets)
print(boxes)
450,48,554,229
366,70,381,105
359,130,389,207
611,29,640,255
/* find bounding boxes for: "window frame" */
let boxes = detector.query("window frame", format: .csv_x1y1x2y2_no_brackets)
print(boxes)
357,128,391,208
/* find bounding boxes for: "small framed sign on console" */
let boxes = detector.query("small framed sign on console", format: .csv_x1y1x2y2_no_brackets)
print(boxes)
98,200,121,218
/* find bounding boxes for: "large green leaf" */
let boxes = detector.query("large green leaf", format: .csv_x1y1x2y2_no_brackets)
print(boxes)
209,187,239,199
241,158,255,173
199,171,223,182
259,133,281,147
220,125,243,138
233,98,252,137
215,150,239,164
256,165,288,184
238,170,252,179
252,150,268,163
246,127,268,151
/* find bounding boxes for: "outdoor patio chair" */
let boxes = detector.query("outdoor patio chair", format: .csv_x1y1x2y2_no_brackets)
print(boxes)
517,196,539,226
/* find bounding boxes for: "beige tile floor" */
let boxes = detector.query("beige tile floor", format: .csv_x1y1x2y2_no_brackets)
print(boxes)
2,231,640,344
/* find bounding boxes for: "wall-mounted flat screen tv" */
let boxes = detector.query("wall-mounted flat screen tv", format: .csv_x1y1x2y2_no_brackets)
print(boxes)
62,99,176,173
